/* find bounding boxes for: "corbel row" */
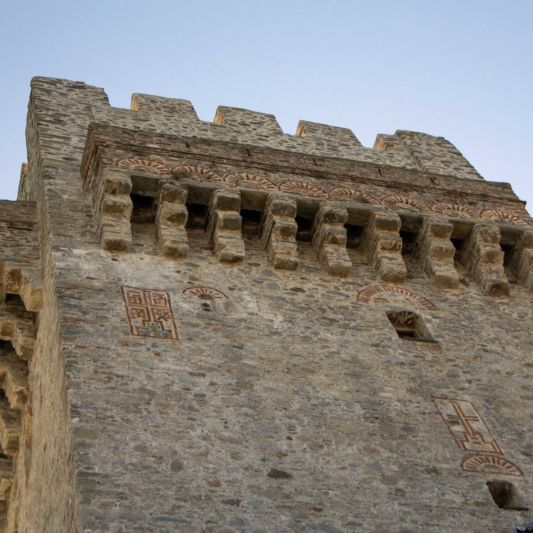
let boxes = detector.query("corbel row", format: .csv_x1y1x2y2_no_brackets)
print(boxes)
92,175,533,296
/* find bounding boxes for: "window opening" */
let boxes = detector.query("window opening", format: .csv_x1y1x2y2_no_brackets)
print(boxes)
295,216,314,242
400,230,417,256
451,238,465,264
130,195,156,224
345,224,365,250
487,481,528,511
240,209,262,237
186,203,209,230
386,311,437,344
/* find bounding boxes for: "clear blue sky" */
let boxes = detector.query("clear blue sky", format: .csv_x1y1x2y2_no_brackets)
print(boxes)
1,1,532,209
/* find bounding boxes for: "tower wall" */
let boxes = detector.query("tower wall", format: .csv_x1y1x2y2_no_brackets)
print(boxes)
0,77,532,532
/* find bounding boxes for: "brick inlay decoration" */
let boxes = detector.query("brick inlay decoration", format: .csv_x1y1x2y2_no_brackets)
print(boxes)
171,166,223,182
431,203,479,219
182,286,228,300
433,398,503,454
329,187,381,205
121,286,179,340
382,195,428,212
224,173,278,190
356,285,437,310
481,209,532,227
460,454,523,476
279,181,328,198
115,158,170,175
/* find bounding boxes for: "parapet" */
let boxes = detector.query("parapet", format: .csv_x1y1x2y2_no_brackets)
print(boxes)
28,77,482,181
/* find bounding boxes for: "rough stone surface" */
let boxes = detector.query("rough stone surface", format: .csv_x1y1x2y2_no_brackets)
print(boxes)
0,76,532,532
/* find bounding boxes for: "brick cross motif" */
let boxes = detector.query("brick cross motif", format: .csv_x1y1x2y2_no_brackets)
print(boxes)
121,286,179,340
433,398,503,454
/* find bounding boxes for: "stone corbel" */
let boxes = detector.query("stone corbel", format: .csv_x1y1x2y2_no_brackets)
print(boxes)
415,216,459,289
155,183,189,258
311,202,351,277
207,189,245,263
461,223,509,296
259,194,299,270
361,211,406,282
95,169,133,252
509,229,533,291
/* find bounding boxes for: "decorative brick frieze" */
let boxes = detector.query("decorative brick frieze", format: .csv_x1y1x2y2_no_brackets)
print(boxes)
361,211,406,282
207,189,245,263
415,216,459,289
461,223,509,296
509,229,533,291
259,194,299,271
311,203,351,277
94,169,133,252
154,182,189,259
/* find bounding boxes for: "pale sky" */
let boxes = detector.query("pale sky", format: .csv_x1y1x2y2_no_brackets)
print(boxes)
1,1,532,209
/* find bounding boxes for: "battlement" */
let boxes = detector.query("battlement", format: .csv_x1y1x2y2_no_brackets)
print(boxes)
29,77,482,181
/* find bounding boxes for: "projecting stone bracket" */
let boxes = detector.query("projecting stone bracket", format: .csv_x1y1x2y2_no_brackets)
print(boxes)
312,203,351,277
0,396,20,457
415,216,459,289
95,169,133,252
509,230,533,291
0,304,36,361
155,183,189,259
362,211,406,282
462,223,509,296
0,351,28,411
260,195,299,271
0,265,43,313
207,189,245,263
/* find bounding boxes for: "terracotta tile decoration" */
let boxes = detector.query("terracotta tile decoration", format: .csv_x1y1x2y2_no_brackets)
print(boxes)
121,286,179,340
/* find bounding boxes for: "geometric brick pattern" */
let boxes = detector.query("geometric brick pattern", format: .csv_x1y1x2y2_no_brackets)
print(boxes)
121,286,179,340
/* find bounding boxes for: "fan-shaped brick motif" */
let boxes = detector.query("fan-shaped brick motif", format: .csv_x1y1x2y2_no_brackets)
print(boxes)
280,181,328,198
116,158,170,175
431,203,479,219
461,453,523,476
171,166,223,182
224,173,278,190
382,195,428,212
182,286,228,300
356,285,437,310
328,187,381,205
481,209,532,227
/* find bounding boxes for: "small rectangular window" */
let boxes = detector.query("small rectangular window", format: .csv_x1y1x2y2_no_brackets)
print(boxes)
386,311,438,344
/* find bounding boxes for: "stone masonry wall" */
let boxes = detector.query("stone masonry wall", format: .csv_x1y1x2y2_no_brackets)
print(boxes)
1,76,532,532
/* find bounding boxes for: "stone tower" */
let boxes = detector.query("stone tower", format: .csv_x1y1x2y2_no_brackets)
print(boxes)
0,76,532,532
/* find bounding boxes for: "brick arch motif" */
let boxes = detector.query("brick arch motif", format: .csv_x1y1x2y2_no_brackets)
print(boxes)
328,187,381,205
356,285,438,310
431,203,479,219
280,181,328,198
182,286,229,300
481,209,532,227
171,166,223,182
382,195,428,212
224,173,278,190
460,454,523,476
116,158,170,175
